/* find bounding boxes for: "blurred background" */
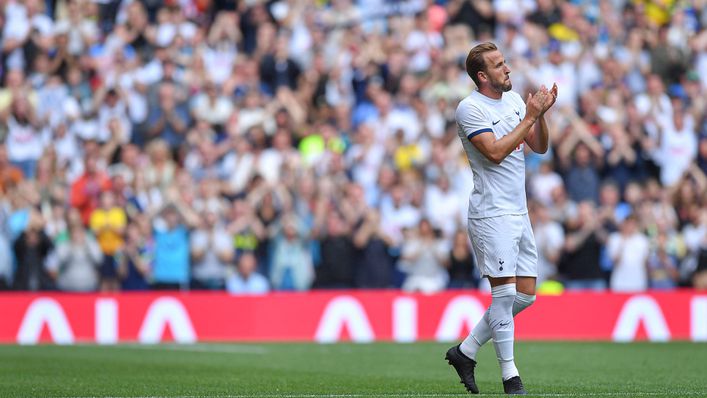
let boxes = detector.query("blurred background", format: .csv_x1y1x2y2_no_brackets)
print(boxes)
0,0,706,298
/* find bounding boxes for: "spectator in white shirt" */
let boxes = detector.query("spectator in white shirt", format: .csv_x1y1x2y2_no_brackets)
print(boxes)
405,11,443,73
530,160,564,206
380,184,421,246
608,214,650,292
190,81,234,128
635,74,673,138
534,41,578,108
654,99,697,187
96,88,132,144
529,201,564,284
424,174,461,239
398,218,449,294
4,95,45,179
190,205,233,289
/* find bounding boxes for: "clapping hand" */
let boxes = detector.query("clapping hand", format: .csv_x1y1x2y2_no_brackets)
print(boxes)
526,83,558,121
540,83,558,115
525,89,548,121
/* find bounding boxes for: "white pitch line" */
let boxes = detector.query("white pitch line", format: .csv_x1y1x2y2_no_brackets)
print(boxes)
115,344,269,355
71,392,707,398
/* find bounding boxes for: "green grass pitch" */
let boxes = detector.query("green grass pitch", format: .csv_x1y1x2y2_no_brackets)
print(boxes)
0,342,704,397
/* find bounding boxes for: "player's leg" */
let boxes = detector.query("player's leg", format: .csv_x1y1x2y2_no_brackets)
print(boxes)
497,213,540,394
515,277,536,295
447,216,524,394
514,212,539,319
461,273,528,395
445,217,499,394
459,215,528,360
458,216,503,361
471,215,524,392
486,276,520,383
459,281,536,361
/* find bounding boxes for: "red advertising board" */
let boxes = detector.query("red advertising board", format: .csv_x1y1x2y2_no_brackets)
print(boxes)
0,291,705,344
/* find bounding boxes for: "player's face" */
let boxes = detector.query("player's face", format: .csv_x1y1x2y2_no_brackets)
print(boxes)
481,50,512,93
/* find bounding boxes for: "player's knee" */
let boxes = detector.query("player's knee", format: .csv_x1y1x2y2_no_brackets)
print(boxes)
490,284,516,314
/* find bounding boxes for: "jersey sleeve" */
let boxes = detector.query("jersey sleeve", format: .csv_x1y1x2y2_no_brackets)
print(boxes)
455,99,492,140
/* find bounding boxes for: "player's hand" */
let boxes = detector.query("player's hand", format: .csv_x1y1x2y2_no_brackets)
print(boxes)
525,89,548,121
541,83,558,115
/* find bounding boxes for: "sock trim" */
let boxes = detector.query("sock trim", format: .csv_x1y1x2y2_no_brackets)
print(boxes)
470,333,483,346
491,283,516,298
516,292,536,303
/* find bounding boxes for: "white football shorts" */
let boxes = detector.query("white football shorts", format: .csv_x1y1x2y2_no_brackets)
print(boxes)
467,213,538,279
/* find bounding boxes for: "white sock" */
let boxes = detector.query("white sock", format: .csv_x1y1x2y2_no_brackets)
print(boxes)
460,292,536,361
513,292,537,315
459,310,489,361
489,284,518,381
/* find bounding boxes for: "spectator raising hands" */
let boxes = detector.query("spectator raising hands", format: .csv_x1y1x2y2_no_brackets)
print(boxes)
0,0,705,294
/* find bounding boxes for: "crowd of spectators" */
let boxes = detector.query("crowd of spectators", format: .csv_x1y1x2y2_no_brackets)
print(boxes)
1,0,706,294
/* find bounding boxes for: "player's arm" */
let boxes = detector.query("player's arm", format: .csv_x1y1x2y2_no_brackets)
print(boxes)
525,114,549,154
460,90,548,165
525,83,557,154
469,117,537,165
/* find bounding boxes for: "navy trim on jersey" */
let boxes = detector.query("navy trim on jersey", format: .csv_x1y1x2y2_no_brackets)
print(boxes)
467,128,493,140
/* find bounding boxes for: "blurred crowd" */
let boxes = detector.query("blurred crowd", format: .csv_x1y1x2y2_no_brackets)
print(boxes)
1,0,706,294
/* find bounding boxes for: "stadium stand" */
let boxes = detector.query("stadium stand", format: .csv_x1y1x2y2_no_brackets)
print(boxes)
1,0,706,293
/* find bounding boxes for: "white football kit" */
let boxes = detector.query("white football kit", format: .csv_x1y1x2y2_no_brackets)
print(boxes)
455,90,538,279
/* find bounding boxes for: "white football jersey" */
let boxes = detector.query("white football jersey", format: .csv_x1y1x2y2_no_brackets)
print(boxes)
456,90,528,219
